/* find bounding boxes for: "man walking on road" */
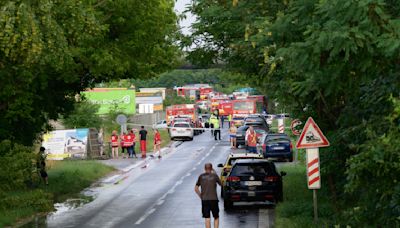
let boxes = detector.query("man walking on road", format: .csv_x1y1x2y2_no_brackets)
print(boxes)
139,126,147,158
195,163,221,228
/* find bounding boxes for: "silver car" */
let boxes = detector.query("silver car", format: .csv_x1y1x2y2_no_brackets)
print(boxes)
170,122,194,141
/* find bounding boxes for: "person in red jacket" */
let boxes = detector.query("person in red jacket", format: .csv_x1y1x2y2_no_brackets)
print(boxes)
153,129,162,159
110,130,119,159
120,132,129,159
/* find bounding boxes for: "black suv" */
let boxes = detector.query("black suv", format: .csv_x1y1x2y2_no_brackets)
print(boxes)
222,159,286,209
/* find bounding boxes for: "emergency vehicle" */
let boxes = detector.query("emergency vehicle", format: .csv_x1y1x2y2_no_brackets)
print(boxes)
166,104,197,125
232,99,257,118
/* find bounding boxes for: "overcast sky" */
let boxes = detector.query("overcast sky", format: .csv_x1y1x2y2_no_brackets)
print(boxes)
174,0,196,35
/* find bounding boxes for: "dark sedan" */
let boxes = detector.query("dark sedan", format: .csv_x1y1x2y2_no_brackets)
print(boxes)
222,159,286,209
236,125,268,148
261,133,293,162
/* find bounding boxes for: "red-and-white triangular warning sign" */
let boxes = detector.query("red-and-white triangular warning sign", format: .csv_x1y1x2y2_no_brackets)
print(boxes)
296,117,330,149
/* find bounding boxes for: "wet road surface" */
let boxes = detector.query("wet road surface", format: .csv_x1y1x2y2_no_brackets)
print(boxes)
36,129,276,228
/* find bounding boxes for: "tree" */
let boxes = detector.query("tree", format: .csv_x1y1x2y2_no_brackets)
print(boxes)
189,0,400,225
62,101,102,129
0,0,180,145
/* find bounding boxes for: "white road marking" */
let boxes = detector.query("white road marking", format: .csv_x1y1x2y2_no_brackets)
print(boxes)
258,209,270,228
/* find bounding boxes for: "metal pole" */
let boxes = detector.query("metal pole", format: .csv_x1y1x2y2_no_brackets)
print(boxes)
295,136,299,161
313,189,318,223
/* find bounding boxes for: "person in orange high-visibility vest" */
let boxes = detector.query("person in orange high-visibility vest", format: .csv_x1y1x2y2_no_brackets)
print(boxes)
123,132,133,159
246,126,258,153
110,130,119,159
153,129,162,159
120,132,128,159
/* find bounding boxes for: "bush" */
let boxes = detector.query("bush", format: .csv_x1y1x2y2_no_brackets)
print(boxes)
62,101,102,129
0,140,35,192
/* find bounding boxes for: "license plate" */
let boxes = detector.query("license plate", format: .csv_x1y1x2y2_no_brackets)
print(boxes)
248,191,256,197
245,181,262,186
178,131,185,133
274,147,284,150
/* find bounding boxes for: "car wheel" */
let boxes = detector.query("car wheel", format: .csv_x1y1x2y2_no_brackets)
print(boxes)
189,137,193,141
289,156,293,162
170,137,174,141
224,199,233,210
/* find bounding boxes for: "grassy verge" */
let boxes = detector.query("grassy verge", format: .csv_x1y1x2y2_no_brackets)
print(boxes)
0,160,114,227
276,163,335,227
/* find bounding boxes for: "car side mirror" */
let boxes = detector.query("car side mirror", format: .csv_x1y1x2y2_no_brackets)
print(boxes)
217,163,223,168
281,171,287,177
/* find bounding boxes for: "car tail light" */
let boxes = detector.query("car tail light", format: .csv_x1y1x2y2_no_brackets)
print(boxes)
265,176,279,182
227,176,240,182
186,128,191,131
172,128,176,131
262,144,266,151
231,194,241,201
290,142,293,149
264,195,274,200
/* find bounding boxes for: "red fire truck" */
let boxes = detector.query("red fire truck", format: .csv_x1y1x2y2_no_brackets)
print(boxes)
248,95,268,112
232,99,257,117
217,101,233,116
199,87,213,100
166,104,197,125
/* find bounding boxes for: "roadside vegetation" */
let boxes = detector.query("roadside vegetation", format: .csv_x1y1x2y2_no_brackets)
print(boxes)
188,0,400,226
0,141,114,227
276,163,335,227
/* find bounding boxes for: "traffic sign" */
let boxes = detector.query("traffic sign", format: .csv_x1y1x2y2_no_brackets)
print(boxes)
296,117,330,149
290,119,302,135
116,114,127,125
306,148,321,189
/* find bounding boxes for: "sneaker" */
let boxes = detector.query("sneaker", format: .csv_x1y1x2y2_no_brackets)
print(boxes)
158,155,162,159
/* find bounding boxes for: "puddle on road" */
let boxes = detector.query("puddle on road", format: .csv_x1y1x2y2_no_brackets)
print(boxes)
20,197,92,228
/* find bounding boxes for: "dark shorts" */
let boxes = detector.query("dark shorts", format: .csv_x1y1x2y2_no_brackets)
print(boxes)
202,200,219,218
40,170,48,178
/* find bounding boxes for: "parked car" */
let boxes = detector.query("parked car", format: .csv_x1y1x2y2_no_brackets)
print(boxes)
170,122,194,141
222,159,286,209
235,125,268,148
232,116,245,127
153,119,168,129
244,114,269,129
217,152,264,194
261,133,293,162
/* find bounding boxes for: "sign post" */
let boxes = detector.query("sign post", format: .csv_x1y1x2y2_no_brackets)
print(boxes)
290,119,302,161
116,114,128,135
278,118,285,133
296,117,330,224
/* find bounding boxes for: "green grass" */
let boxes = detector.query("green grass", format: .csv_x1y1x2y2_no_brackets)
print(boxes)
276,164,335,228
0,160,114,227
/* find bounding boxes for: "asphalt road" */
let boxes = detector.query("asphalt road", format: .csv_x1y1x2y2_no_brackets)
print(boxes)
42,128,276,228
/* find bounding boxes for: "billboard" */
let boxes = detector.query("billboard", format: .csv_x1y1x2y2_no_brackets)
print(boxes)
42,129,89,160
82,88,136,115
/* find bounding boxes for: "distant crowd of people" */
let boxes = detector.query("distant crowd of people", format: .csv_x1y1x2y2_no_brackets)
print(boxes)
110,126,162,159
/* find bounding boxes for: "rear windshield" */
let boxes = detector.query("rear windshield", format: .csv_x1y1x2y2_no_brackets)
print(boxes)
266,136,289,142
231,163,274,176
228,157,261,165
237,126,249,131
174,123,189,128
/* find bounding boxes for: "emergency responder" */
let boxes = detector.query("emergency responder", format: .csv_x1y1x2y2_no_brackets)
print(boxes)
153,129,162,159
247,126,258,153
121,132,129,159
227,114,232,128
110,130,119,159
124,131,133,159
210,115,221,141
